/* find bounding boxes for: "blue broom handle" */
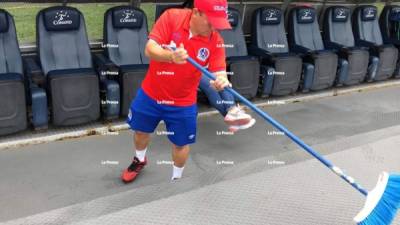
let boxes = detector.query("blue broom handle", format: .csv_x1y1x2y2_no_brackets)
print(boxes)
185,55,368,196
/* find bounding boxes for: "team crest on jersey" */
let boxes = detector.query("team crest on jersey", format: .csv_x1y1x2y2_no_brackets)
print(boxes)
197,48,210,62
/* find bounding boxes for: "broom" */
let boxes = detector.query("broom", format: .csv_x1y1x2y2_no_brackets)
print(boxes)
169,46,400,224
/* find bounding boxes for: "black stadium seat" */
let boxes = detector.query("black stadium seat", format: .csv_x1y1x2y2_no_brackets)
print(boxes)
36,6,103,126
288,6,338,92
250,6,302,97
219,7,260,99
353,5,398,81
96,5,149,117
323,6,370,86
0,9,28,135
380,5,400,78
0,9,48,135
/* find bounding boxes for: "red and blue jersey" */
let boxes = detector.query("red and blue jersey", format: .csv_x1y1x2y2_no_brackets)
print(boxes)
141,8,227,107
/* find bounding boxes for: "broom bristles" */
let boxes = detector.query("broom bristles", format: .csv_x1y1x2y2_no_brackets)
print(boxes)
354,172,400,225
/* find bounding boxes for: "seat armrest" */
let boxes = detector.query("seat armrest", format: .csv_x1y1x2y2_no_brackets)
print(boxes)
392,43,400,49
356,39,375,48
93,53,120,80
307,49,335,59
100,79,120,120
248,45,273,58
348,46,369,51
290,44,313,56
381,44,396,49
226,55,259,70
325,41,345,53
24,57,45,86
30,86,48,130
371,44,394,53
93,53,116,68
355,39,384,54
324,42,351,56
227,55,258,62
341,46,369,55
248,45,278,65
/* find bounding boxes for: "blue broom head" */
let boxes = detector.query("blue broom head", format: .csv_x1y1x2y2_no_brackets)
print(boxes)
354,172,400,225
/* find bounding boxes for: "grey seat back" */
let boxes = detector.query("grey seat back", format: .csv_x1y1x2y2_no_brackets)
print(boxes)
219,7,248,57
354,5,398,80
37,6,93,75
353,6,383,45
104,6,149,66
251,6,289,53
0,9,23,75
218,7,259,99
380,5,400,45
323,6,370,85
250,6,302,96
289,6,325,51
323,6,355,47
0,9,27,135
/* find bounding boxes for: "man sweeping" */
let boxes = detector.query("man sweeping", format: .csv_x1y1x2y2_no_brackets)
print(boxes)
121,0,256,183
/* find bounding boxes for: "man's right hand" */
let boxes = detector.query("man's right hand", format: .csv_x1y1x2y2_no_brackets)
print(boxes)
170,43,188,64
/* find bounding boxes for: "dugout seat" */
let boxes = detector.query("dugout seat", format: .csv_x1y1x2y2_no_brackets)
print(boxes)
288,6,338,91
353,5,398,81
249,6,302,97
36,6,103,125
219,7,260,99
323,6,370,85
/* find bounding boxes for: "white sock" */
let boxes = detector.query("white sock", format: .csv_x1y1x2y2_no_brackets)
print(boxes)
135,148,147,162
171,165,184,180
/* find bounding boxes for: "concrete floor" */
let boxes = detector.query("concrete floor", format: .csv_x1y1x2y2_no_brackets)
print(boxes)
0,86,400,224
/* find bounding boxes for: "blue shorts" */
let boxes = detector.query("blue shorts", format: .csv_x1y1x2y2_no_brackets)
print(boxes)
126,89,198,146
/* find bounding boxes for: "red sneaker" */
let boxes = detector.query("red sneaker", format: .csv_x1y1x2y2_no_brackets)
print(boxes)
121,157,147,183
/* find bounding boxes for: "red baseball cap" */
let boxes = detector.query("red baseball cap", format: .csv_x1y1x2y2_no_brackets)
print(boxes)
194,0,232,30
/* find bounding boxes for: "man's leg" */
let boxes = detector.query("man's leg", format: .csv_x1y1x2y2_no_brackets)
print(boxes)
163,102,197,181
134,131,151,149
171,144,190,180
219,91,235,113
172,144,190,167
199,74,253,130
122,88,162,183
199,73,226,115
133,131,151,162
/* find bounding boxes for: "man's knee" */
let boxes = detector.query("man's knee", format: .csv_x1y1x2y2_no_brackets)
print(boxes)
135,131,151,139
173,144,189,151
